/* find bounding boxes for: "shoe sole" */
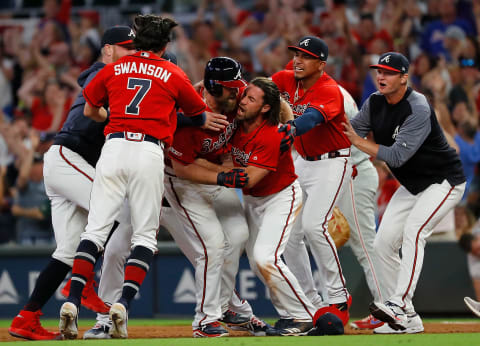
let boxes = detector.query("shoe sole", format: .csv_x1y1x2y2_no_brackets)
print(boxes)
109,304,128,339
369,303,406,331
349,321,385,330
192,330,229,338
59,304,78,340
8,328,63,341
464,297,480,318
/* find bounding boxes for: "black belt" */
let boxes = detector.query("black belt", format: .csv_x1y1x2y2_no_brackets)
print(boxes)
302,148,351,161
107,132,161,146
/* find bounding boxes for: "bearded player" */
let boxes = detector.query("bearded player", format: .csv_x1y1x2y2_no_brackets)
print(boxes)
166,57,272,337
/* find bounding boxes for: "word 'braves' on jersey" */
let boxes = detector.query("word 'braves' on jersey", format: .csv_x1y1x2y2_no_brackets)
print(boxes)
230,120,296,197
271,70,350,157
83,51,206,145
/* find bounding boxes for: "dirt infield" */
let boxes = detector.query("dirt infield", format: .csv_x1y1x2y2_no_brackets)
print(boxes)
1,322,480,341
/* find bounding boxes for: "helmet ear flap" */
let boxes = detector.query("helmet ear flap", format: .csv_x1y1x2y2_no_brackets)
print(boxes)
205,79,223,97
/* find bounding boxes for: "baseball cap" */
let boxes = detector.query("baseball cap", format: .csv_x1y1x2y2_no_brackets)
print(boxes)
162,51,177,65
310,312,344,335
288,36,328,61
370,52,410,74
101,26,135,48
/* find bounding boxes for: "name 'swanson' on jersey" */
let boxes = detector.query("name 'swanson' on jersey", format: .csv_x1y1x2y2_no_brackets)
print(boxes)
113,62,172,83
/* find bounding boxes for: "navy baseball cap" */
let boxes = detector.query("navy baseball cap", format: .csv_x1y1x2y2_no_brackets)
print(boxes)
370,52,409,74
310,312,344,336
288,36,328,61
101,26,135,48
162,51,177,65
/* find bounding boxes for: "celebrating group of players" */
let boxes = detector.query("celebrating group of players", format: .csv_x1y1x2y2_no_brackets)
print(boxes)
8,12,468,340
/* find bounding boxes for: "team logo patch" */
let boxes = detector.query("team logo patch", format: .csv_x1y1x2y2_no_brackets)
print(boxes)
300,38,311,46
381,55,391,63
392,125,399,140
129,29,135,38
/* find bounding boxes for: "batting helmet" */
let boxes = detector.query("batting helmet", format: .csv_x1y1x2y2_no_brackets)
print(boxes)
204,57,247,97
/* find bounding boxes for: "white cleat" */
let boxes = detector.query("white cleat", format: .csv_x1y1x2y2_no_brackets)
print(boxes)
369,301,407,331
109,303,128,338
373,313,424,334
59,302,78,339
464,297,480,318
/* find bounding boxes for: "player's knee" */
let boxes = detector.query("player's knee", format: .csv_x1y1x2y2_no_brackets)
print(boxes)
373,234,390,257
52,252,74,267
252,248,273,268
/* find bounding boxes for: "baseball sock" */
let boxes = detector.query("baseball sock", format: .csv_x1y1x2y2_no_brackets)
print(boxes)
68,240,100,307
24,258,71,312
118,245,154,310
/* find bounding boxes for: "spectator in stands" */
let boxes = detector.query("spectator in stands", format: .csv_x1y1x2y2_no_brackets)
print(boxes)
421,0,475,59
455,120,480,198
17,69,72,133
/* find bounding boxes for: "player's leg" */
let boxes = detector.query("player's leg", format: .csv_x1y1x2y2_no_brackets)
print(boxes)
60,140,130,339
9,146,94,341
165,177,227,337
247,182,316,335
390,180,465,313
214,188,249,314
84,201,133,339
297,157,352,305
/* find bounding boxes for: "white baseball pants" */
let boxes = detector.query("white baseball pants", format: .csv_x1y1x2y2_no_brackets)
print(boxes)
375,179,465,313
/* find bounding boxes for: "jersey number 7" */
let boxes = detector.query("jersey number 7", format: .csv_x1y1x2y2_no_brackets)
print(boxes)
125,77,152,115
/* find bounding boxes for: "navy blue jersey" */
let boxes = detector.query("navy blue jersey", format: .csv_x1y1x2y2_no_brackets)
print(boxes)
54,62,108,167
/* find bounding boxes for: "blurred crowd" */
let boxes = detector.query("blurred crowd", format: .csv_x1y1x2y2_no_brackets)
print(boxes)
1,0,480,246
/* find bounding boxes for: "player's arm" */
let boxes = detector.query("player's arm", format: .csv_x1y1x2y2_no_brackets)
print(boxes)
244,165,269,189
84,103,108,122
172,159,248,188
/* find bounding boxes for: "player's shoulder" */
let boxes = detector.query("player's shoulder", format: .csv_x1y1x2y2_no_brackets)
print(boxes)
271,69,294,82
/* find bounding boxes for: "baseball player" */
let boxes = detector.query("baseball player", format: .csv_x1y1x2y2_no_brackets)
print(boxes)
229,77,316,336
8,26,136,341
344,52,465,333
166,57,268,338
271,36,353,323
281,85,385,329
459,228,480,317
59,15,207,339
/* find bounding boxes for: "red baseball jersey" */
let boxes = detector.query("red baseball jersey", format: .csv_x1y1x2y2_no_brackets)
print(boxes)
168,86,245,165
230,120,297,197
271,70,350,157
83,51,206,146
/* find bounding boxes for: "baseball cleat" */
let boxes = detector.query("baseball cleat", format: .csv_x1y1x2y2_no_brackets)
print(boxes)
464,297,480,318
61,277,109,314
220,309,250,327
227,315,274,336
369,301,407,331
350,314,384,330
83,323,111,339
109,302,128,338
273,318,293,329
193,322,229,338
59,302,78,339
8,310,62,340
267,320,313,336
374,313,423,334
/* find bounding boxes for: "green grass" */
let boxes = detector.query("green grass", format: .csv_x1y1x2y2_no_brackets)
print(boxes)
2,318,479,345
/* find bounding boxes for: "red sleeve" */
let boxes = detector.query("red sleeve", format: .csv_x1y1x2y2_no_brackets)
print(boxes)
173,70,206,117
248,128,280,172
83,66,109,108
168,128,199,165
308,84,344,123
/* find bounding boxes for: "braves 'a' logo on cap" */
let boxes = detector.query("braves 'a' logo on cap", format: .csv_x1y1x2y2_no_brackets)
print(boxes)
300,38,311,46
129,29,135,37
380,55,391,63
234,69,242,80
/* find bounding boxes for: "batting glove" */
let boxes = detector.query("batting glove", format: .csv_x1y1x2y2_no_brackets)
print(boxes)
217,168,249,188
278,121,296,153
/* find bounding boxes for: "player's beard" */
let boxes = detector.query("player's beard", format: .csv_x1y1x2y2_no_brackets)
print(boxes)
219,98,237,113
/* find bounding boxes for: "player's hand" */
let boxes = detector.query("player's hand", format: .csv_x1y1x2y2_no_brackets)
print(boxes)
278,121,296,153
203,111,229,132
217,168,249,188
341,114,359,145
